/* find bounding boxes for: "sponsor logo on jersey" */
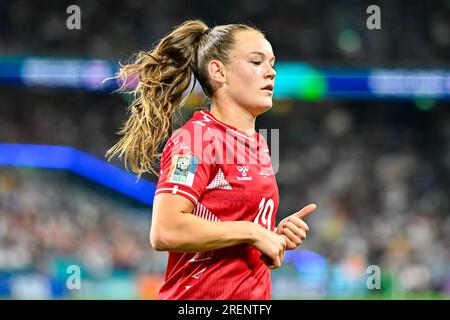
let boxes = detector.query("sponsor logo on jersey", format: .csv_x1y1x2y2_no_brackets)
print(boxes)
237,165,252,181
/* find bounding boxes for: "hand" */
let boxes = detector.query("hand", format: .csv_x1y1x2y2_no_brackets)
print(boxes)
276,203,317,250
251,224,287,269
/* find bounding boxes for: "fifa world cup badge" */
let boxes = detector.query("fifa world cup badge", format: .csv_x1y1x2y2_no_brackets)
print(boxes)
168,155,198,186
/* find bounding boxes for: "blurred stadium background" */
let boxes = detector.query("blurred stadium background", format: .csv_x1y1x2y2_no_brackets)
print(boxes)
0,0,449,299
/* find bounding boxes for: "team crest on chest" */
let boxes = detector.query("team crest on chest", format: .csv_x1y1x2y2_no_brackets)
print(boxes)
259,167,274,177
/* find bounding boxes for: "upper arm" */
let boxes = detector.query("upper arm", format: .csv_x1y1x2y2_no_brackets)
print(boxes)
149,192,195,250
150,127,216,249
152,192,195,229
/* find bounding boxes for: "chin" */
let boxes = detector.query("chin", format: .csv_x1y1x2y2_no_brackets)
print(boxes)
262,98,274,110
253,102,273,116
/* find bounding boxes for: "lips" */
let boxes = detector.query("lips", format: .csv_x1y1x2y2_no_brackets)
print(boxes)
261,84,274,95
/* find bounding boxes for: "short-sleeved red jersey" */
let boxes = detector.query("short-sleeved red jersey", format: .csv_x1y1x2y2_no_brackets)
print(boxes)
155,110,279,300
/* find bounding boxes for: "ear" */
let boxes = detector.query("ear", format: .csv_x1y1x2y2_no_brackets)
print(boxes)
207,60,226,85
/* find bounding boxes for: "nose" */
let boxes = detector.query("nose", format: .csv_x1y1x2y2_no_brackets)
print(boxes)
266,64,276,80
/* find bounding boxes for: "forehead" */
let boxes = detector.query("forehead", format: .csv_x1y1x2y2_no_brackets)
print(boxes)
231,30,274,57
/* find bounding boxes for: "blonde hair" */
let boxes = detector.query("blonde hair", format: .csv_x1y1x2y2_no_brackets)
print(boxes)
105,20,261,178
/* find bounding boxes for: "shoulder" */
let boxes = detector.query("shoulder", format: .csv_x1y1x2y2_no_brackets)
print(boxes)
162,110,223,159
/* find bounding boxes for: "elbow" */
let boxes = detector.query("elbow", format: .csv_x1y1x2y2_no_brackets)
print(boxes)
149,228,173,251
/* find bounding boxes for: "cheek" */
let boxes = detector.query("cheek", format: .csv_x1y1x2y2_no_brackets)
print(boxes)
230,64,259,88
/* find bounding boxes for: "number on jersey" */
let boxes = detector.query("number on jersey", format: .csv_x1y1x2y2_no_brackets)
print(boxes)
254,197,274,230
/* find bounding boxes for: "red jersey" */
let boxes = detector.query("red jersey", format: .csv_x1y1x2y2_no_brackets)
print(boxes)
154,110,279,300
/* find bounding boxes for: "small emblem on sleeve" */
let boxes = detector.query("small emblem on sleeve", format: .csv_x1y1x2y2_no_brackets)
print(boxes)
168,155,198,186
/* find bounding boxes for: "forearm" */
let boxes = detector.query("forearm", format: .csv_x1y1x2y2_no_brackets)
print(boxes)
151,211,257,252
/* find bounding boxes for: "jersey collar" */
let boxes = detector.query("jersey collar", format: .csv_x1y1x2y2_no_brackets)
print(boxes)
199,110,256,142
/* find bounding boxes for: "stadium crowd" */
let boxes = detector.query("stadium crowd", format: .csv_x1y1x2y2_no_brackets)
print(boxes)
0,167,166,276
0,0,448,67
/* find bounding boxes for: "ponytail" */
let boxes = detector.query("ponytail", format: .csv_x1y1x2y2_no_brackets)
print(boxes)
105,20,208,178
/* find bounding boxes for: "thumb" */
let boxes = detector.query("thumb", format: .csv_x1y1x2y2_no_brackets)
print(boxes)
278,203,317,229
294,203,317,219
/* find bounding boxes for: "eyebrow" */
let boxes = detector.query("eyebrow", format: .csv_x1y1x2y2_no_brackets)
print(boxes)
249,51,276,62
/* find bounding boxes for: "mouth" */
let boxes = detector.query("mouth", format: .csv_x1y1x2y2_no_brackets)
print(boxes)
261,84,274,94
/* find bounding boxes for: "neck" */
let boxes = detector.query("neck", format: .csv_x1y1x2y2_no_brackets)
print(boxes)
209,100,256,135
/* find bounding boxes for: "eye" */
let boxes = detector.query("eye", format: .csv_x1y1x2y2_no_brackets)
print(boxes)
251,61,262,65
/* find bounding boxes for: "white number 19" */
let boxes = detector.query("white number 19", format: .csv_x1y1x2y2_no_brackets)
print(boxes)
254,197,274,230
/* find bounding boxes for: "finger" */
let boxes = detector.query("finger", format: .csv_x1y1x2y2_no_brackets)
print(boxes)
294,203,317,220
277,204,316,230
288,216,309,232
282,227,303,246
281,234,296,250
278,234,287,249
282,221,308,238
279,241,285,261
275,226,285,236
273,256,281,269
284,221,307,238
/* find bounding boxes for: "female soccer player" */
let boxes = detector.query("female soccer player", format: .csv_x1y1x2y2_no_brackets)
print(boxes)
106,20,316,299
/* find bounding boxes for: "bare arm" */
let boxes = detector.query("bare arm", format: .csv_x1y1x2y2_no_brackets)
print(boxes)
150,193,286,267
